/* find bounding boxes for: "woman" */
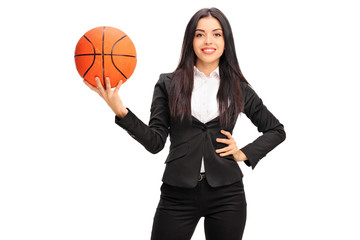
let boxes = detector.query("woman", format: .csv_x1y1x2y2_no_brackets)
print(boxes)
84,8,285,240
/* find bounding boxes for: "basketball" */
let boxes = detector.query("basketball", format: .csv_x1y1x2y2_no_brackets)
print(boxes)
74,26,137,88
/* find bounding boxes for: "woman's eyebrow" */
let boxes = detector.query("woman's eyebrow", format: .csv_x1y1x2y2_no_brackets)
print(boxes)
195,28,223,32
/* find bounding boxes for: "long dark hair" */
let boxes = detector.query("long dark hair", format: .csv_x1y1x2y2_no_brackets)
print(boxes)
169,8,249,127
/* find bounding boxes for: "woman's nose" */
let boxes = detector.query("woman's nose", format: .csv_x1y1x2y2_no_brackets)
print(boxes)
204,35,212,44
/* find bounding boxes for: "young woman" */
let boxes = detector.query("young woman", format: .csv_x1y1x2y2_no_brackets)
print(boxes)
84,8,285,240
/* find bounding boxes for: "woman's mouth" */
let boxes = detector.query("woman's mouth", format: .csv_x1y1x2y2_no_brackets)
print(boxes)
201,48,216,55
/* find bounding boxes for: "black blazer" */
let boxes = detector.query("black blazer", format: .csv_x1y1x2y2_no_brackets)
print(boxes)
115,73,286,188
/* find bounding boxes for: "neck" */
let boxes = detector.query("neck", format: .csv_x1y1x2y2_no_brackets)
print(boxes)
195,60,219,77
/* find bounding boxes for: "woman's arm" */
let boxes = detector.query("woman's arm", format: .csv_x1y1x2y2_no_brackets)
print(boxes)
240,83,286,169
84,75,170,154
114,74,170,154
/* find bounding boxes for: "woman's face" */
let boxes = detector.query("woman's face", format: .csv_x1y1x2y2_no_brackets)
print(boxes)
193,16,225,69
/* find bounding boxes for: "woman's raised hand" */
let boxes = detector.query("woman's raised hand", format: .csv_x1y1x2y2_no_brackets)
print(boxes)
215,130,248,162
83,77,128,118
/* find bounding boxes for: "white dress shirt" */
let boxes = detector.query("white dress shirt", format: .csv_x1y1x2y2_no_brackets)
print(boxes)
191,66,220,173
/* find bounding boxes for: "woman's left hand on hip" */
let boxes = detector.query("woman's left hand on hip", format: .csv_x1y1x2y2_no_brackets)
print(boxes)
215,130,247,162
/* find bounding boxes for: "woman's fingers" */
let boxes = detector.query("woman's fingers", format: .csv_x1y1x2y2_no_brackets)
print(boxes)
220,130,233,139
103,77,123,96
83,80,101,94
215,130,234,146
216,138,232,144
83,80,97,91
94,77,106,96
114,80,123,94
84,77,122,96
216,144,236,153
216,130,238,157
83,76,126,117
217,147,237,157
105,77,112,91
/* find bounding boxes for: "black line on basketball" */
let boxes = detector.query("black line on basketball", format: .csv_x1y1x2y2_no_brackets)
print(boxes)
81,35,96,79
110,58,128,80
115,35,128,44
76,53,135,57
108,54,136,58
102,27,106,89
75,53,101,57
110,35,131,80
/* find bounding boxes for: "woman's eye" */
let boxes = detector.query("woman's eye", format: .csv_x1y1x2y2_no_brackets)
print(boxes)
196,33,204,37
214,33,222,37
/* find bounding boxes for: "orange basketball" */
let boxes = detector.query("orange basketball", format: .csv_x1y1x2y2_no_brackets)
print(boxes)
74,26,137,88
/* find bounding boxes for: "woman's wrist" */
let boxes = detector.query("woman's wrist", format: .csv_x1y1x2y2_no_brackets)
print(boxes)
235,150,248,162
115,107,128,119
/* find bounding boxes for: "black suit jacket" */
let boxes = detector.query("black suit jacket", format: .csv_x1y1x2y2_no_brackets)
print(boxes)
115,73,286,188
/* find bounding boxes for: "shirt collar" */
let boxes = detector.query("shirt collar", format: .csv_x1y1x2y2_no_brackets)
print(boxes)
194,66,220,78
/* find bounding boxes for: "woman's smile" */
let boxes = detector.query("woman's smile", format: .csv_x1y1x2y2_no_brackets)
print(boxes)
201,47,216,54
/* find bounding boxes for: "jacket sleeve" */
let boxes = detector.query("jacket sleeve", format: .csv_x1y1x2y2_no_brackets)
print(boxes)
240,83,286,169
114,74,170,154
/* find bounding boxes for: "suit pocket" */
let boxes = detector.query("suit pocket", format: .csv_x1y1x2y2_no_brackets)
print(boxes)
165,143,188,163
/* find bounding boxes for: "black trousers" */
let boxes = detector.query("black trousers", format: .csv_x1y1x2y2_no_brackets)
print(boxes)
151,177,247,240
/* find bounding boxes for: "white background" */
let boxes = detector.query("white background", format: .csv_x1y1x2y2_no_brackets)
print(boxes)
1,0,359,239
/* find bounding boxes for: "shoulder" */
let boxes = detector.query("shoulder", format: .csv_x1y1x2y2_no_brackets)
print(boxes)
158,72,174,84
150,72,174,100
159,72,174,80
155,72,174,92
240,81,256,98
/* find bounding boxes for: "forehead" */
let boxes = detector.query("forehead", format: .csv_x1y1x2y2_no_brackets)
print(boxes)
196,16,222,30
